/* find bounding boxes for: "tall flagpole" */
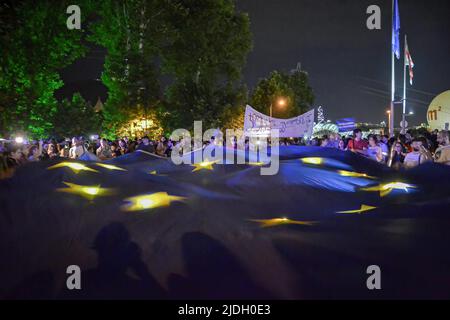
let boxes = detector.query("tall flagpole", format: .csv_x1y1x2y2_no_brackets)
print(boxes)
390,0,395,137
402,35,407,134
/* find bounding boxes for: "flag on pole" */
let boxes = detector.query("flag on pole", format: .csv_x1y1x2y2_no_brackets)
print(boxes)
405,38,415,85
392,0,401,59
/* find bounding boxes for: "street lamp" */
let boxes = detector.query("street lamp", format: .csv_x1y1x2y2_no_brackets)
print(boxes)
269,98,287,130
386,110,391,135
15,136,24,144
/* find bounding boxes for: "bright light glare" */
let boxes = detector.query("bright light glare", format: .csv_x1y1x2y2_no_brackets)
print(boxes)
277,98,286,107
15,136,24,144
138,198,154,209
83,187,99,195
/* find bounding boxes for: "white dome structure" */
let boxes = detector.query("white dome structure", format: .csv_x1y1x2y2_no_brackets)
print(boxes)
427,90,450,131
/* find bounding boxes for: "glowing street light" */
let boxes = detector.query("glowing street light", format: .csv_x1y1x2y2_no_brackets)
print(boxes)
269,97,287,129
15,136,24,144
277,98,286,107
386,110,391,135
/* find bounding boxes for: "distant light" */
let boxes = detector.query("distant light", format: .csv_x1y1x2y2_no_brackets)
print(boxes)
409,111,414,115
277,98,287,107
15,136,24,144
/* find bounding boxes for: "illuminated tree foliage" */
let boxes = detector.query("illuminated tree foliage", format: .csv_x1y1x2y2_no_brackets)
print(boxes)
1,0,252,138
250,69,314,119
0,0,88,138
160,0,252,131
89,0,252,136
88,0,164,138
52,93,102,138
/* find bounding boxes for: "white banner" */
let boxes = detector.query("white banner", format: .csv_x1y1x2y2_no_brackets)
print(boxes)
243,105,315,138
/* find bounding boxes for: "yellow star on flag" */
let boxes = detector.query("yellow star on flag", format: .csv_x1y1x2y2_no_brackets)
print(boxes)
95,163,127,171
56,182,115,200
47,162,99,173
149,170,167,176
249,217,317,228
121,192,186,212
191,160,218,172
362,182,416,197
336,204,377,215
300,157,324,165
338,170,376,179
247,162,265,166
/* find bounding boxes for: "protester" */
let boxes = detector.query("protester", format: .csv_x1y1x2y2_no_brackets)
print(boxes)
69,137,86,159
118,139,129,155
136,136,155,153
435,130,450,165
378,135,390,162
320,136,329,147
403,138,432,169
366,135,383,163
2,129,450,179
46,143,59,159
390,142,406,170
96,138,112,160
27,144,42,162
110,142,122,158
347,129,368,154
156,136,168,157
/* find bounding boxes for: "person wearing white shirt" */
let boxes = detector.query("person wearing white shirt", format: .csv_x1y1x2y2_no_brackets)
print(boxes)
69,137,86,159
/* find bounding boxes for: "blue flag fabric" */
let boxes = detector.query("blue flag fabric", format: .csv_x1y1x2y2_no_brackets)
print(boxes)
392,0,401,59
2,147,450,299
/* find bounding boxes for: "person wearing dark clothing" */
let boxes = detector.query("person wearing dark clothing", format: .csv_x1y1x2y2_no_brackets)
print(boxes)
136,136,155,154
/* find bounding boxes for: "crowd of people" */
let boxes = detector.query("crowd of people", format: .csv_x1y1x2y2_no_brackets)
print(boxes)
0,135,173,178
313,128,450,169
1,129,450,178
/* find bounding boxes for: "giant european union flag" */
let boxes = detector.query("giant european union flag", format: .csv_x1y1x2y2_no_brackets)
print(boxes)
1,146,450,299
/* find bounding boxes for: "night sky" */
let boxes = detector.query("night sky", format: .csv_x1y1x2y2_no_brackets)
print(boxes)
58,0,450,126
